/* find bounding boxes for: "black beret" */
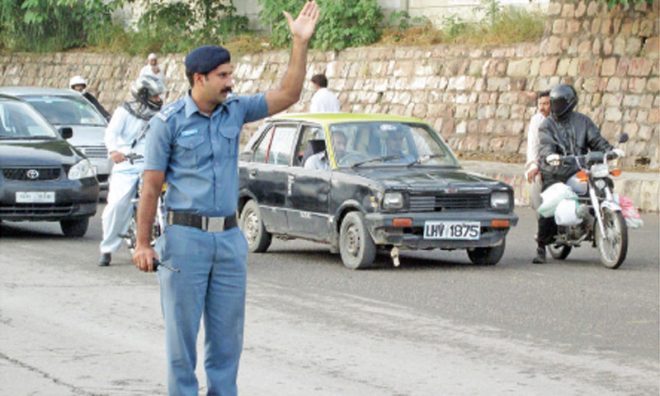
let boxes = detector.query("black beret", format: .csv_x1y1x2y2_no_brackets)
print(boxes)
185,45,231,74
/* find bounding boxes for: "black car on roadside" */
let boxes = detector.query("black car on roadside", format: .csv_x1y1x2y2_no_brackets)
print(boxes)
0,87,112,191
0,94,99,237
238,113,518,269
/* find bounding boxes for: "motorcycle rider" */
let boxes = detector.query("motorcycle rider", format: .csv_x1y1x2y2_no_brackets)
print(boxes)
98,75,165,266
534,84,624,264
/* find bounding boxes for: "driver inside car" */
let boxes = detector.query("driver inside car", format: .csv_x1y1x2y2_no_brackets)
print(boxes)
304,130,347,170
382,128,416,163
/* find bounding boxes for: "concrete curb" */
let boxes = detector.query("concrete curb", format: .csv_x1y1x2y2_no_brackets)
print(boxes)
462,161,659,213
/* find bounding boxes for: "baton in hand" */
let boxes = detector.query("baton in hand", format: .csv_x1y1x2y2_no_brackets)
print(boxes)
152,258,179,272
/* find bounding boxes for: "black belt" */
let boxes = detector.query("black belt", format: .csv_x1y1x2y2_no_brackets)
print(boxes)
167,211,237,232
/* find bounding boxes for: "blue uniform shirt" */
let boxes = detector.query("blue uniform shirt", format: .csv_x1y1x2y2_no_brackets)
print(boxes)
144,92,268,216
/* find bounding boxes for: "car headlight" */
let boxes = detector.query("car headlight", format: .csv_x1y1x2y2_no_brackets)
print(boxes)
491,191,510,209
382,192,404,210
68,159,96,180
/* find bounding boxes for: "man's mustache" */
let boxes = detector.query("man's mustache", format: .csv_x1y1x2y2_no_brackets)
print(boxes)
222,87,233,94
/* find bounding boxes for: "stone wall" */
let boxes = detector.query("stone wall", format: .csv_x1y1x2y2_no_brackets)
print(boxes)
539,0,660,169
0,0,657,171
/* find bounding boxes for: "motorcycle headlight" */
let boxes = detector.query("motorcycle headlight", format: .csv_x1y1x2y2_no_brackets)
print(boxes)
382,192,404,210
68,159,96,180
590,163,609,178
491,191,510,209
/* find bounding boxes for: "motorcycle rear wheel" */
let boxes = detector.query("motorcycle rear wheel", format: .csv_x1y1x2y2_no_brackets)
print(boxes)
548,244,572,260
595,209,628,269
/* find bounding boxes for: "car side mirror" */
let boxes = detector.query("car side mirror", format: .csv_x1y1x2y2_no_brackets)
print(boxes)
59,127,73,139
617,133,629,144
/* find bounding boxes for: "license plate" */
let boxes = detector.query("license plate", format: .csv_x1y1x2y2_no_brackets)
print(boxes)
423,221,481,240
16,191,55,203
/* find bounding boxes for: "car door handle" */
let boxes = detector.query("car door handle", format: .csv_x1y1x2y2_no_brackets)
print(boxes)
249,169,258,178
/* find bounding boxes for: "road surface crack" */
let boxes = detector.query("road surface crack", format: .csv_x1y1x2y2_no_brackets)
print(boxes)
0,352,103,395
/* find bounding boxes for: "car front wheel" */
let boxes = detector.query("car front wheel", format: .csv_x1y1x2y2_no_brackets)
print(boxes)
60,217,90,238
240,200,272,253
339,211,376,270
467,239,505,265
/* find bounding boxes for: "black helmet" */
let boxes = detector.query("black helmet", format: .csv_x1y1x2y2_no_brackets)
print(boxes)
550,84,578,119
130,75,165,111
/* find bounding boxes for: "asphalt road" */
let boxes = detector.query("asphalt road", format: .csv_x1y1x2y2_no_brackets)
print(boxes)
1,206,658,395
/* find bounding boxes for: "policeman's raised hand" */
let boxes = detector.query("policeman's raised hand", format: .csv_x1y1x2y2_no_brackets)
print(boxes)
133,244,158,272
546,154,561,167
283,0,320,43
110,151,126,164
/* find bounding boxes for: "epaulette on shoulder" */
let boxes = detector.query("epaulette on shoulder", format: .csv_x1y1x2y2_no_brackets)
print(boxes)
155,100,185,122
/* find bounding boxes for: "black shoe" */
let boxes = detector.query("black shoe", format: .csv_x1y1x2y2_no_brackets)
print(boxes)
532,246,546,264
98,253,111,267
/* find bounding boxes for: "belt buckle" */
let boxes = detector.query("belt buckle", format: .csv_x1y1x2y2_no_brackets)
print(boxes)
205,216,226,232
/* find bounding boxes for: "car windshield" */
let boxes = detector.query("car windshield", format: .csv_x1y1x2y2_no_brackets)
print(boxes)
24,95,107,126
0,100,59,139
329,121,459,168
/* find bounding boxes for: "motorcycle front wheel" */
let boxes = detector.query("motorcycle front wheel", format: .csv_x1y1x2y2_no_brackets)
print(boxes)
548,244,572,260
595,208,628,269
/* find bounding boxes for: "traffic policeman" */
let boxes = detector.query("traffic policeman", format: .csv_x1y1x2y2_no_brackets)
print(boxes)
132,2,320,395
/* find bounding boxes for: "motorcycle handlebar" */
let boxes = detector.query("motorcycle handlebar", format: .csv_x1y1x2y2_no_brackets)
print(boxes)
560,150,618,166
124,153,144,165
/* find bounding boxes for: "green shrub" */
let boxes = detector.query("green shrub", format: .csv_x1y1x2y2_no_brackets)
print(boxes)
124,0,249,54
606,0,653,8
258,0,383,51
0,0,251,55
133,2,196,54
0,0,117,52
379,1,545,47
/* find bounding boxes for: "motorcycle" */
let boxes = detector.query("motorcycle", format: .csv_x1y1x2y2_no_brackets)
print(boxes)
120,153,167,253
547,133,629,269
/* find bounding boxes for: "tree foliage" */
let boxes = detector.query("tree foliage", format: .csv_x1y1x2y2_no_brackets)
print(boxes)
258,0,383,50
0,0,119,51
128,0,248,53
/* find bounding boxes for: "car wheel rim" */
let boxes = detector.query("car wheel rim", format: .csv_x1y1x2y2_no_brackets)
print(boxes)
346,224,360,257
244,210,259,245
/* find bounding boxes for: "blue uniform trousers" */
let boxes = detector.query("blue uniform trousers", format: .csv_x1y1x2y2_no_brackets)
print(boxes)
157,225,248,396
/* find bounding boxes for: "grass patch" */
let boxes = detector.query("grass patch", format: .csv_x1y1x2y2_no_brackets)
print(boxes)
378,5,545,47
0,1,544,57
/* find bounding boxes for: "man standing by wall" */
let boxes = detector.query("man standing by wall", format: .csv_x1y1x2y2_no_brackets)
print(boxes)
524,90,550,263
132,2,320,395
525,91,550,209
309,73,340,112
140,53,165,84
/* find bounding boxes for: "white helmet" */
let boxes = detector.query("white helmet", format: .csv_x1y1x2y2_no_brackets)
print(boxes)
130,75,165,111
69,75,87,89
